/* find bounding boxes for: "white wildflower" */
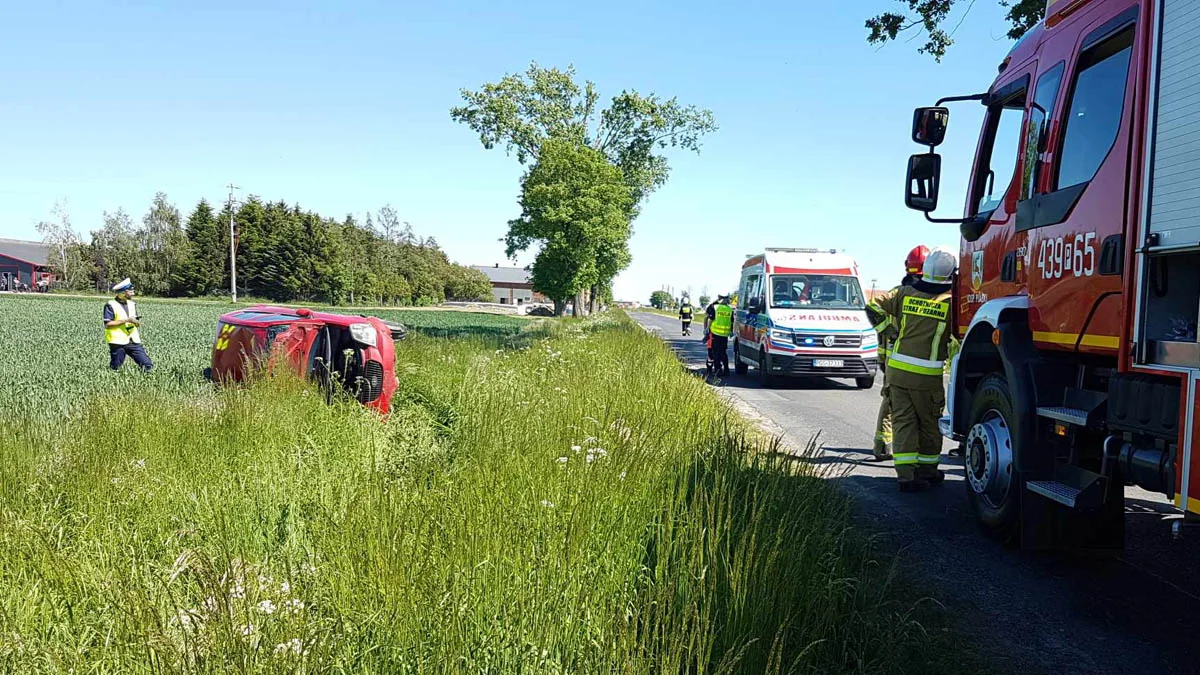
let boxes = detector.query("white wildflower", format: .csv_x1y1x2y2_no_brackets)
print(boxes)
174,608,201,630
130,459,146,470
274,638,307,657
281,598,305,615
230,584,246,600
202,596,219,612
540,500,555,508
619,471,627,481
571,445,582,453
556,457,569,464
279,581,290,595
239,623,256,637
257,599,277,615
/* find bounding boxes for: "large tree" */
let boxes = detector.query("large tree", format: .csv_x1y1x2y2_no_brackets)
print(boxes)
138,192,185,296
36,201,94,291
505,139,633,316
451,63,715,305
866,0,1043,60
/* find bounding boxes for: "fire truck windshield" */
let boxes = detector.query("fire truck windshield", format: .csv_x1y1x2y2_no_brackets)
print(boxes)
769,274,865,310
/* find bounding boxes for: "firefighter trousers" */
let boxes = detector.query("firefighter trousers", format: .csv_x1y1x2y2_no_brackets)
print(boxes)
873,370,892,457
889,383,944,483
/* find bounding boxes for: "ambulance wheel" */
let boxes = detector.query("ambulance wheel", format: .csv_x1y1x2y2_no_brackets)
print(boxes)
734,342,748,375
965,374,1021,543
757,350,776,387
855,375,874,389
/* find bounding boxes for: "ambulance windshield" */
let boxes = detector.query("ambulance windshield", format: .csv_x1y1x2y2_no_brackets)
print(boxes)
769,274,865,309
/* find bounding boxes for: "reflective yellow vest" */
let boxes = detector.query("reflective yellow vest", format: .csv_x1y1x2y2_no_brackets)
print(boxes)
710,304,733,337
105,299,141,345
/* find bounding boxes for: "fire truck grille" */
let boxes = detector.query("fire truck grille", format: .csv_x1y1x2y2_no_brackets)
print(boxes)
356,360,384,403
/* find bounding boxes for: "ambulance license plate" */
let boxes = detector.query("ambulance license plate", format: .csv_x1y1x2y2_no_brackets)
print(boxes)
813,359,843,368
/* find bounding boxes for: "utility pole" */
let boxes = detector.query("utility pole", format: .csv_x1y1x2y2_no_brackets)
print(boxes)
227,183,240,302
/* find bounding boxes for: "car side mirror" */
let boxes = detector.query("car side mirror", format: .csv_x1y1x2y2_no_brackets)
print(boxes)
912,107,949,147
747,297,762,314
905,153,942,213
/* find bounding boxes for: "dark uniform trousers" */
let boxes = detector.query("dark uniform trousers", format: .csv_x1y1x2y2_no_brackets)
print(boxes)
110,343,154,372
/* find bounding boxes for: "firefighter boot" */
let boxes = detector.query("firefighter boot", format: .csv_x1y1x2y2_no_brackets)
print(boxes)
895,464,928,492
918,467,946,486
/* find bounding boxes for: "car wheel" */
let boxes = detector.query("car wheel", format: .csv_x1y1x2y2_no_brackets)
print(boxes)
965,373,1022,543
855,375,874,389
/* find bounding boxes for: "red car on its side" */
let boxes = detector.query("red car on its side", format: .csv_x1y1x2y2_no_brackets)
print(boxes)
203,305,406,414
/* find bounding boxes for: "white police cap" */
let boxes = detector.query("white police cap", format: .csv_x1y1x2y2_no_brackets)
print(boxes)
111,278,133,292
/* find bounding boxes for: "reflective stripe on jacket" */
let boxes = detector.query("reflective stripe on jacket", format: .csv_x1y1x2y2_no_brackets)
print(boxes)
710,304,733,337
105,299,141,345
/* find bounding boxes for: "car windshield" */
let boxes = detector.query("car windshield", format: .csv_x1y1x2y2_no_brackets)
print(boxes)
768,274,865,309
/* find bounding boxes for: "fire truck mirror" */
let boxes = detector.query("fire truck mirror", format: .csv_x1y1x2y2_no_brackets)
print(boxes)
905,153,942,213
912,107,949,147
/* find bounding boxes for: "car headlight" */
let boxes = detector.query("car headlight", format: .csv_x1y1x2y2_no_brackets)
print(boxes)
770,329,790,341
349,322,378,347
862,332,878,347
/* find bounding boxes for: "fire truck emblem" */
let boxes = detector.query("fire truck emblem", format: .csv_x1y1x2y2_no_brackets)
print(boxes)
971,250,984,292
822,335,836,347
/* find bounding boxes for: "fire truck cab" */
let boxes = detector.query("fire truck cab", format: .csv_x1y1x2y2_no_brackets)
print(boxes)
904,0,1200,547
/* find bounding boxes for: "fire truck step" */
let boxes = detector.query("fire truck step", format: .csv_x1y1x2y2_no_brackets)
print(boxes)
1026,480,1082,508
1036,406,1089,426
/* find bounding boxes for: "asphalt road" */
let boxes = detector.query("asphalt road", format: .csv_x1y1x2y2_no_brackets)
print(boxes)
633,311,1200,675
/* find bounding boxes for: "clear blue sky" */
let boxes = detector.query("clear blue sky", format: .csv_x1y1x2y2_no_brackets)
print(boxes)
0,0,1020,301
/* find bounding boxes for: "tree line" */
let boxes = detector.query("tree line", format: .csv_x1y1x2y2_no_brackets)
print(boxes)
36,194,493,306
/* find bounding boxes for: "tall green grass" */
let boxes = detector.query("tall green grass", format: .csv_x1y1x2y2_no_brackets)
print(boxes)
1,312,971,673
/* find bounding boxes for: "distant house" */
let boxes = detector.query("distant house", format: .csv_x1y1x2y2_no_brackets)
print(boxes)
471,264,547,305
0,238,54,290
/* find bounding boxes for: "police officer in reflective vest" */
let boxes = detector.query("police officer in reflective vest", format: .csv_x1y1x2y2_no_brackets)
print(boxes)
104,278,154,372
866,245,928,462
869,247,956,491
705,295,733,375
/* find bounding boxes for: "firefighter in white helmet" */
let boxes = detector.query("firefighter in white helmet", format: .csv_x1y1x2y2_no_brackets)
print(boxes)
870,247,956,492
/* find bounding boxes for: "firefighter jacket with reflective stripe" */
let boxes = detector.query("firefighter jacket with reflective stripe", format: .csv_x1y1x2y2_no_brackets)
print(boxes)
680,304,694,319
710,304,733,337
871,282,951,390
105,299,141,345
867,276,917,366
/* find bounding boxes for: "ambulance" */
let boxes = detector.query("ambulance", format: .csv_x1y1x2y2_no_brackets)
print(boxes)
733,248,878,388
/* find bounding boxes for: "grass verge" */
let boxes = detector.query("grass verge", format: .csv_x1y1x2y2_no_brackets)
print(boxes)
1,311,974,673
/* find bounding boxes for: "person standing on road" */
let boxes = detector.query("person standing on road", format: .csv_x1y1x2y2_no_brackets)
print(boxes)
679,297,695,335
871,247,955,492
103,278,154,372
704,295,733,375
866,245,929,462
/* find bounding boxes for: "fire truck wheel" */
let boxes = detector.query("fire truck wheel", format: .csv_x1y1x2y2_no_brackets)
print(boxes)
965,373,1021,543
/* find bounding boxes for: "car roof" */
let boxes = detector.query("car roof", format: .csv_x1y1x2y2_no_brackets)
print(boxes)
218,304,371,327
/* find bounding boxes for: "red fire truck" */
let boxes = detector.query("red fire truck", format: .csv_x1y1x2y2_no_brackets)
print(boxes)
904,0,1200,547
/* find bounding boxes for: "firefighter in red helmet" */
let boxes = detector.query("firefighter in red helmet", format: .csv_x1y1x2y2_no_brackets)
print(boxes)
865,245,929,461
